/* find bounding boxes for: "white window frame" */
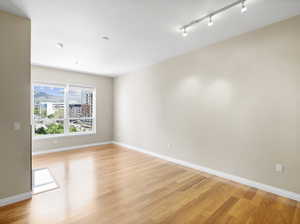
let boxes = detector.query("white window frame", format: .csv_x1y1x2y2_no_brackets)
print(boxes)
31,82,96,139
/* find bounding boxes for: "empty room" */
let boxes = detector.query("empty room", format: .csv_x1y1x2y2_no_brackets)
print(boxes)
0,0,300,223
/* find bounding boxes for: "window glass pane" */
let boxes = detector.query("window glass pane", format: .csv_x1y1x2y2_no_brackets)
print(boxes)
68,86,93,118
34,85,65,119
34,120,64,135
69,119,93,133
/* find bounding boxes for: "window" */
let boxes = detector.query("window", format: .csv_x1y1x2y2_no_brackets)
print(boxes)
33,83,96,138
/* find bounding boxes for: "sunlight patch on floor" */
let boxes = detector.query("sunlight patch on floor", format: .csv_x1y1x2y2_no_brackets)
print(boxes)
32,168,58,194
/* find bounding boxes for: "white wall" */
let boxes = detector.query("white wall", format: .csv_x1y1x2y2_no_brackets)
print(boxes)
0,11,31,199
114,15,300,194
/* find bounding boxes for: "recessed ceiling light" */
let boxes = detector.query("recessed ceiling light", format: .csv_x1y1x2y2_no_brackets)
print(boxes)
101,36,110,40
56,42,64,49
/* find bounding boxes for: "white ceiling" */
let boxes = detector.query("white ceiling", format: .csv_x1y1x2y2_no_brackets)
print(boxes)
1,0,300,76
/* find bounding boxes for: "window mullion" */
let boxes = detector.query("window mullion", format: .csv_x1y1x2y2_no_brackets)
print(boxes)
64,84,69,134
93,88,96,133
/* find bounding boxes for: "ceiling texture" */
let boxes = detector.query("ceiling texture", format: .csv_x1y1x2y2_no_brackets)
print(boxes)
1,0,300,76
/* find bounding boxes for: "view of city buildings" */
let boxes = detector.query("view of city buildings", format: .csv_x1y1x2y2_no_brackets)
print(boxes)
69,92,93,118
34,102,64,118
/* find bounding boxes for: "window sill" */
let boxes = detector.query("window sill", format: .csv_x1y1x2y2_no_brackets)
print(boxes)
33,132,96,140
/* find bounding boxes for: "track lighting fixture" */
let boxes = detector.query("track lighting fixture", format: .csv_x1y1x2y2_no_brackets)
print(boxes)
179,0,248,37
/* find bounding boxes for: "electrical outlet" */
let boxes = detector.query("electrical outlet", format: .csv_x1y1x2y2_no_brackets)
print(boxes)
167,143,172,149
275,163,284,173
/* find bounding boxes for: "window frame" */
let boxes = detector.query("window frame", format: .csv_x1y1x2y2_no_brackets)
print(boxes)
31,82,96,139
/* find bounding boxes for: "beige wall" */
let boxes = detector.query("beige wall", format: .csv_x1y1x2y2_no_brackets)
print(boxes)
0,11,31,198
32,65,113,152
114,16,300,194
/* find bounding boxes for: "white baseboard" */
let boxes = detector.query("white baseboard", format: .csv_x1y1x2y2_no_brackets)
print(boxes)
113,141,300,202
32,141,113,156
0,192,32,207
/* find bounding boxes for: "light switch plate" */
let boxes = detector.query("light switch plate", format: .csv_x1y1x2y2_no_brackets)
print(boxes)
13,122,21,130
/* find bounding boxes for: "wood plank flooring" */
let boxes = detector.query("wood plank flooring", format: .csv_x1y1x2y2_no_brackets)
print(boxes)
0,144,299,224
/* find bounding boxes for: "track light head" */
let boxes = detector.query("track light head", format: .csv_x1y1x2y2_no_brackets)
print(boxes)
181,27,188,37
241,1,247,13
208,16,213,26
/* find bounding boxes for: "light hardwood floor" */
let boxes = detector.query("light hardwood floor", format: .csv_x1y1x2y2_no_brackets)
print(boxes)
0,144,299,224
